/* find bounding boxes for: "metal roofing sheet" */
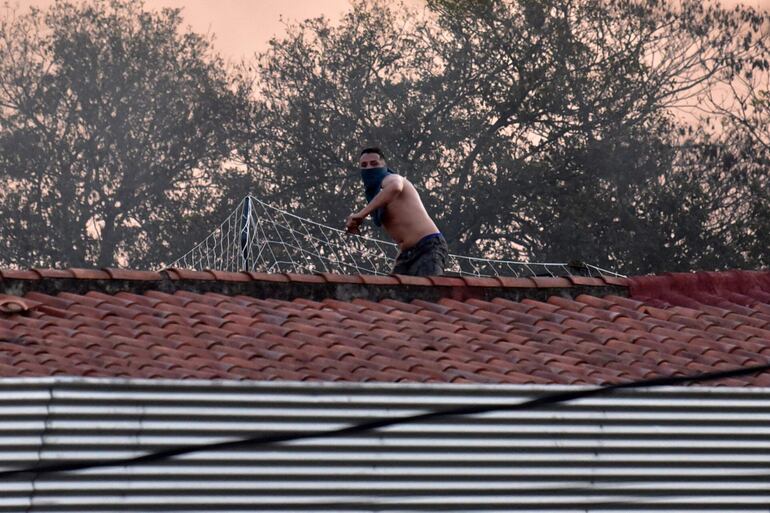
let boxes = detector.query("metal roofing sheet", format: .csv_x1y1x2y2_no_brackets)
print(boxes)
1,378,770,511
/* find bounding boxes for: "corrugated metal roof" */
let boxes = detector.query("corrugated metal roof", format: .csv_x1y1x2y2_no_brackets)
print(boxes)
2,378,770,512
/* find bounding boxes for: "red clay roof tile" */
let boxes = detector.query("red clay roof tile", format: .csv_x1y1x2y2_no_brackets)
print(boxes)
530,276,572,288
567,276,607,287
357,274,399,286
283,272,326,284
603,276,630,287
495,276,538,288
461,276,502,288
30,269,75,279
165,268,216,281
0,269,769,386
391,274,433,286
104,268,163,281
0,269,40,280
425,276,465,287
205,270,252,282
0,295,39,314
68,268,111,280
242,272,288,283
316,272,364,284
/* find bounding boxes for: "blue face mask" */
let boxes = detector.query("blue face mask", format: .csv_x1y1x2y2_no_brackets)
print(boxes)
360,166,395,227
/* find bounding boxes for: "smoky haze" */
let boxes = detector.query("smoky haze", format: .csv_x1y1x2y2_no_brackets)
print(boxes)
1,0,770,275
16,0,770,61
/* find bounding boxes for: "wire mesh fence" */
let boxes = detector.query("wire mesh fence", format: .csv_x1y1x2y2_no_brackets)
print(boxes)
169,196,625,278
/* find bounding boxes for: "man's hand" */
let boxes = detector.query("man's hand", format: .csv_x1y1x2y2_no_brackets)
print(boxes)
347,175,403,234
345,212,366,234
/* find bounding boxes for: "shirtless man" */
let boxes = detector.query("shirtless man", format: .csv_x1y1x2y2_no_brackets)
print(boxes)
345,147,448,276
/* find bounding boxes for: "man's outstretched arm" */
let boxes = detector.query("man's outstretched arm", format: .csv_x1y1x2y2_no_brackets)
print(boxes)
346,175,404,233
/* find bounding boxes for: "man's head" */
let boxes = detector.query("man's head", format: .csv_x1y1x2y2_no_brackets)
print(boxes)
359,147,385,169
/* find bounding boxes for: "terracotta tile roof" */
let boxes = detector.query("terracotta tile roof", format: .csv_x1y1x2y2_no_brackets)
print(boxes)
0,268,769,385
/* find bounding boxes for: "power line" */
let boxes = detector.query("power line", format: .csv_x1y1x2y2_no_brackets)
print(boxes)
1,361,769,479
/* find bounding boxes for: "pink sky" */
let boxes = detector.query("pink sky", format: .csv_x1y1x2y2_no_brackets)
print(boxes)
16,0,770,62
16,0,424,62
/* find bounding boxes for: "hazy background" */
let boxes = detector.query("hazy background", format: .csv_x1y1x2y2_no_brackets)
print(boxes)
17,0,768,61
17,0,423,60
2,0,770,274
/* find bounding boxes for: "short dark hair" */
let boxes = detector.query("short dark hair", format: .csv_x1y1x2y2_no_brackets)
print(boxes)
360,147,384,158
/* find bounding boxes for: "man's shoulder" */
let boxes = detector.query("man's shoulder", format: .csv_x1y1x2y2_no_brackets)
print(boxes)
382,174,405,186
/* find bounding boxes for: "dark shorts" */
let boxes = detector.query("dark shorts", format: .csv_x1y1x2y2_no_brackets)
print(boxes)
391,233,449,277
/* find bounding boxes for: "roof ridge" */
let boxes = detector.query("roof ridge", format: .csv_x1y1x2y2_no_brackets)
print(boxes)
629,270,770,302
0,267,629,303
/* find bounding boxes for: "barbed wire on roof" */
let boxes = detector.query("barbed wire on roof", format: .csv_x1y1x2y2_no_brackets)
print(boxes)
168,195,626,279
